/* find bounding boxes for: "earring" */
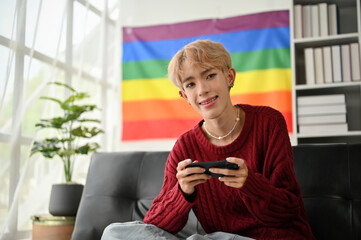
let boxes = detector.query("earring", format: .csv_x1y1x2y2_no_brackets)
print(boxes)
229,83,234,88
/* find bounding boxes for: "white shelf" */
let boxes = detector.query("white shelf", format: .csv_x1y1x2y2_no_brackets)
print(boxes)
297,131,361,139
295,81,361,90
293,33,359,47
292,0,361,144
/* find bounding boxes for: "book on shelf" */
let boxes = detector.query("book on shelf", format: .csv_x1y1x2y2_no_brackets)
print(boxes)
298,113,346,125
303,43,359,85
350,43,361,81
328,4,338,35
294,5,303,39
294,3,339,39
297,94,345,106
298,103,346,116
323,46,333,83
302,5,312,38
311,5,320,37
318,3,328,36
331,45,342,83
314,48,324,84
341,44,352,82
298,122,348,134
304,48,315,85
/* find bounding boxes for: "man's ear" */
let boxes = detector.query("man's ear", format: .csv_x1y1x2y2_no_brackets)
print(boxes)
227,68,236,87
179,90,189,102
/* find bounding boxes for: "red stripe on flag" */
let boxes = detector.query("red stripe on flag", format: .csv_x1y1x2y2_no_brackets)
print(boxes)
281,111,293,133
122,111,292,141
230,91,292,112
230,91,293,132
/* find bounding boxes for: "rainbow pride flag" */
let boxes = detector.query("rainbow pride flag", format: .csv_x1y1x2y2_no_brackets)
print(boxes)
122,10,292,141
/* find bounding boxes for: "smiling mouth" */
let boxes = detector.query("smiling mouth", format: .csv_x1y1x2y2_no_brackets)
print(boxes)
199,96,218,105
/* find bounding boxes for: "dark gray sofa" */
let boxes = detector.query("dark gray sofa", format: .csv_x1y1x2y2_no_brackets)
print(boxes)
71,144,361,240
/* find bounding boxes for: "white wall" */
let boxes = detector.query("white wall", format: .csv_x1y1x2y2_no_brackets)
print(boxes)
118,0,292,151
121,0,291,26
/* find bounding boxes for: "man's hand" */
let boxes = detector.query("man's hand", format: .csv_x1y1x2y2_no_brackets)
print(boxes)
209,157,248,189
176,159,211,195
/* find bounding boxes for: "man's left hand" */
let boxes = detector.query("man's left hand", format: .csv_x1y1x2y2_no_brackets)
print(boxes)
209,157,248,189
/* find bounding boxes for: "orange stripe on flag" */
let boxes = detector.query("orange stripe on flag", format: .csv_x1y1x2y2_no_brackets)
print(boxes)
123,99,200,121
231,90,293,132
123,91,292,121
122,118,200,141
230,90,292,113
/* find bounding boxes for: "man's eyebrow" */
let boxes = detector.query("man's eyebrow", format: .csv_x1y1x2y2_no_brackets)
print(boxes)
182,76,193,84
182,67,215,83
200,67,214,77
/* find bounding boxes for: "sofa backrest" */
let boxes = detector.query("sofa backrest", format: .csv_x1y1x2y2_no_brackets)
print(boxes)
71,144,361,240
71,152,167,240
293,144,361,240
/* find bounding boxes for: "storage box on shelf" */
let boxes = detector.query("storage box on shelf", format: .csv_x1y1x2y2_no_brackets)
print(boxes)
292,0,361,144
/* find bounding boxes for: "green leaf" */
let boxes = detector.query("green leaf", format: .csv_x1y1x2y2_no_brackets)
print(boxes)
77,119,101,123
49,81,76,93
75,142,100,154
35,117,66,129
64,92,90,104
58,149,76,158
61,103,97,116
40,96,62,105
31,139,62,158
71,126,104,138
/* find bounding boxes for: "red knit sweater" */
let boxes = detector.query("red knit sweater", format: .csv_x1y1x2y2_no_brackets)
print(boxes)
144,105,315,240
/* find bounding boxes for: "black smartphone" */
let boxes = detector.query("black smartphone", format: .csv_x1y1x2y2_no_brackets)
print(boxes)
185,160,239,178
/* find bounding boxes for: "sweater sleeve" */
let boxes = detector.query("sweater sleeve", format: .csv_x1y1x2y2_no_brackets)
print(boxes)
143,148,193,234
238,111,302,226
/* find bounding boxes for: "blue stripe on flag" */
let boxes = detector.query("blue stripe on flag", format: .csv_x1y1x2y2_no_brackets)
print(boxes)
122,26,290,62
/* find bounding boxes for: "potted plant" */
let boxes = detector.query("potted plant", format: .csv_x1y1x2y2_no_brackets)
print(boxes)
31,81,103,216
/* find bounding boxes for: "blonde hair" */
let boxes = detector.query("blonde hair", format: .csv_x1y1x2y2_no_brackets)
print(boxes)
168,40,232,89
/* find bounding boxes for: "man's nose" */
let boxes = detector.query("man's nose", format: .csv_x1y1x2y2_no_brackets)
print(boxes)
198,81,210,96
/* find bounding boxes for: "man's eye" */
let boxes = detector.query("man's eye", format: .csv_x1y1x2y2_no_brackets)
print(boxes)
185,82,195,88
206,73,216,79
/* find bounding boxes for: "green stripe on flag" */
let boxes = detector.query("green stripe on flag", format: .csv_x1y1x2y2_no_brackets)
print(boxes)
122,48,290,81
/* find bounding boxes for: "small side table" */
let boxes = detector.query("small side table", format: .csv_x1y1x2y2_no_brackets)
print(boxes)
31,214,75,240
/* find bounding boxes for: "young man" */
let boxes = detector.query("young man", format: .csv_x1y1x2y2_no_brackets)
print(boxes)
102,40,315,240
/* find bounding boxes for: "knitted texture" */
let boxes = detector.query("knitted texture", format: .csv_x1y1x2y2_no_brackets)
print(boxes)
144,104,315,240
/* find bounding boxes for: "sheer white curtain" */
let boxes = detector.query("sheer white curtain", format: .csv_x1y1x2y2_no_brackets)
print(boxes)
0,0,121,239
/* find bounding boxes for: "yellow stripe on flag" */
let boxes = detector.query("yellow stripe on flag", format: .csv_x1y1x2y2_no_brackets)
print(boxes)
233,68,292,94
122,68,291,102
123,78,179,102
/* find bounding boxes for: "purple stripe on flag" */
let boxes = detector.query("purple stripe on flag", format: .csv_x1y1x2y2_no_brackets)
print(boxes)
123,10,289,43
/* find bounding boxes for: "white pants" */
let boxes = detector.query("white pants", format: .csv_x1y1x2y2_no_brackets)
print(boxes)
101,221,254,240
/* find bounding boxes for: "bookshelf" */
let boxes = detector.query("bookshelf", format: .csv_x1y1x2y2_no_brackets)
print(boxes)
292,0,361,144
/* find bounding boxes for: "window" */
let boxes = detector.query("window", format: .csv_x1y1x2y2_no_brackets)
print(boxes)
0,0,120,239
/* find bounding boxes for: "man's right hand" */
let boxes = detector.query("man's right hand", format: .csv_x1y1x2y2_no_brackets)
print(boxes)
176,159,211,195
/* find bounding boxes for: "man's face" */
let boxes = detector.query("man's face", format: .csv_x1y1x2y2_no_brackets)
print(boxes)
179,60,234,120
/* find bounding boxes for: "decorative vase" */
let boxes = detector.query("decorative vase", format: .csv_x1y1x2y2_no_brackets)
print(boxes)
49,183,84,216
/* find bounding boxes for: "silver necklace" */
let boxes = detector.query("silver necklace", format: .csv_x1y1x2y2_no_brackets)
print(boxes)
203,107,240,140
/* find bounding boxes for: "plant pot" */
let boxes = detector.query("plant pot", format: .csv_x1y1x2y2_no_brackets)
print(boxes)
49,183,84,216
